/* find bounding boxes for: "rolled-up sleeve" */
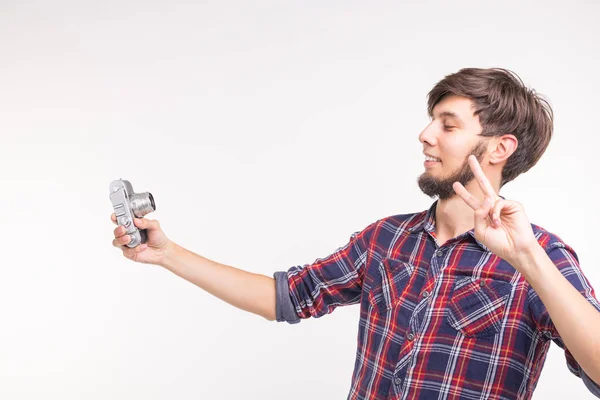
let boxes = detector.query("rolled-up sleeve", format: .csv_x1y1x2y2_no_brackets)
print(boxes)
528,241,600,397
273,220,378,324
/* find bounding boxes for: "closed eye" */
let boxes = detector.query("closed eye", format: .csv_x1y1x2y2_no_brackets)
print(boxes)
444,125,456,131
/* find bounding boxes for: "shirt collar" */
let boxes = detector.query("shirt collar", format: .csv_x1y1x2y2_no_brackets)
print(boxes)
406,196,506,252
406,200,437,234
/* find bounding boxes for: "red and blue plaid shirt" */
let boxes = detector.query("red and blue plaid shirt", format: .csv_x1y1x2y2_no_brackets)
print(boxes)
274,201,600,399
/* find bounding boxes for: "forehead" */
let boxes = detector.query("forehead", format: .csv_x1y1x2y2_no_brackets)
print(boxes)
431,94,478,122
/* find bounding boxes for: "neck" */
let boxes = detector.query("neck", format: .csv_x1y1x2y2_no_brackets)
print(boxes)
434,180,494,244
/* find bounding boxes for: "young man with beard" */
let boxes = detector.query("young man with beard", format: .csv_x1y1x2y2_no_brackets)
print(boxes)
111,68,600,399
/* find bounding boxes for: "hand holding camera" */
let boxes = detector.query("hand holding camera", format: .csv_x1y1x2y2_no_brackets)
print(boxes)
109,179,173,265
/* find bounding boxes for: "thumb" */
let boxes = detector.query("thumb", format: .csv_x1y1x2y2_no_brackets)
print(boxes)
134,217,157,230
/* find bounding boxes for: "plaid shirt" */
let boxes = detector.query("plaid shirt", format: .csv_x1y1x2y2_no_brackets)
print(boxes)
274,201,600,399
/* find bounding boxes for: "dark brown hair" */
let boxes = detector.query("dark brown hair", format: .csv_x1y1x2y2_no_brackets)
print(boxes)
427,68,554,187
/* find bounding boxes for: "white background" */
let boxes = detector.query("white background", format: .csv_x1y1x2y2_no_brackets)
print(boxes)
1,0,599,399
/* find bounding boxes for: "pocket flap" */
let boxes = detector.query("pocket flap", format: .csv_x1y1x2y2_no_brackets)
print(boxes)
368,258,413,315
446,277,512,338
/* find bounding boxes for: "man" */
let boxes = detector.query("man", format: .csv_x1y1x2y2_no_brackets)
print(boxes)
111,68,600,399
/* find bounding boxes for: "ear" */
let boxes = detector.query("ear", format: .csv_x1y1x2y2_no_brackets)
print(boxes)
488,134,518,165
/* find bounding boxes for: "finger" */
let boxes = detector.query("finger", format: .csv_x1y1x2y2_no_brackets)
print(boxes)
126,243,147,253
133,217,159,230
490,198,509,227
468,155,498,200
112,235,131,247
113,225,127,238
121,246,136,258
122,244,147,258
474,196,494,233
453,181,480,210
111,213,117,225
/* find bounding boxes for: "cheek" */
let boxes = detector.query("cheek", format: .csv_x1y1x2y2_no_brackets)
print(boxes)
442,136,477,162
438,147,471,174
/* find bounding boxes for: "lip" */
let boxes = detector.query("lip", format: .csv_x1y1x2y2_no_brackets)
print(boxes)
423,152,441,160
424,160,441,168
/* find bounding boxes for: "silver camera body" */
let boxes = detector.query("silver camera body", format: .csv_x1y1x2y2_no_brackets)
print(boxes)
109,179,156,248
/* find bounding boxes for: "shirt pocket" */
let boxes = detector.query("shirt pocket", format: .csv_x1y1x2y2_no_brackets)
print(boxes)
446,276,513,338
368,258,413,316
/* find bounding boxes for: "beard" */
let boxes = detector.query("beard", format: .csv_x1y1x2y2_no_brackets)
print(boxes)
417,141,487,200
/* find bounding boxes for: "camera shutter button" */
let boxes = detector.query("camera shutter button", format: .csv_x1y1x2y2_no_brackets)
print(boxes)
118,216,131,227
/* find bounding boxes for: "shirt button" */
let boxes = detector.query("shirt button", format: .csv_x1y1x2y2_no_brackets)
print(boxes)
480,280,486,287
407,333,415,341
394,377,402,385
422,290,429,298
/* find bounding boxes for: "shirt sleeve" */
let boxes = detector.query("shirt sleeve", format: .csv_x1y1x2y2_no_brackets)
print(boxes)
527,241,600,397
273,220,378,324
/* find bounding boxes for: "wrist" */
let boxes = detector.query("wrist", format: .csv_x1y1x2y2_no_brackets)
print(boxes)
510,243,547,279
159,240,180,269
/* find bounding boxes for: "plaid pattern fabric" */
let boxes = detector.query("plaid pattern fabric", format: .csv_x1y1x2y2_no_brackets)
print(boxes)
276,201,600,399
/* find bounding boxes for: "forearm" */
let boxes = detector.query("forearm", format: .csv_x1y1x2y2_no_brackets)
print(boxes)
517,245,600,383
159,241,277,321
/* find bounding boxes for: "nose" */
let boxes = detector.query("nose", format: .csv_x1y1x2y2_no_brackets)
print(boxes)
419,120,438,147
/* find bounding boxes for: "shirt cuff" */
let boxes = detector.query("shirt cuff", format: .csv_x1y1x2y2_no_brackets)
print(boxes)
273,271,300,324
581,366,600,398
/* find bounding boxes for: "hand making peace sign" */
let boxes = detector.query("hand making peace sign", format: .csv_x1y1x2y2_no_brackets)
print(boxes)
452,155,541,268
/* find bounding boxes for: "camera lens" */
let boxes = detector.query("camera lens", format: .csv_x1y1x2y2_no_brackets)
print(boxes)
149,193,156,211
131,192,156,217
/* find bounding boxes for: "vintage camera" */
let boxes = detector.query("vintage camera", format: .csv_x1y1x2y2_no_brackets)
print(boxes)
109,179,156,248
